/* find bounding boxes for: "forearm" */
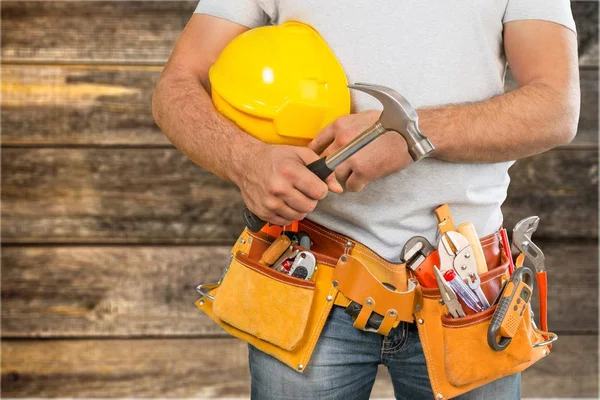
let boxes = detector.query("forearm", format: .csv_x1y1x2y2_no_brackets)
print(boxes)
420,81,580,163
152,68,261,184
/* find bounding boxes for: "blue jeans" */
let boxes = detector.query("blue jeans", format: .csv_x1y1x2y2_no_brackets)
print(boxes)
249,305,520,399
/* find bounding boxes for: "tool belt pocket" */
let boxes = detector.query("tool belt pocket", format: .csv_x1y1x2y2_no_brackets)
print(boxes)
334,254,420,335
195,228,338,372
416,256,552,399
440,303,533,386
213,251,315,350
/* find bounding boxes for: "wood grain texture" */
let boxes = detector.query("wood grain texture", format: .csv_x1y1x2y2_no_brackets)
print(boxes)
1,1,596,66
1,242,596,338
2,148,596,243
504,149,598,239
1,148,246,243
573,0,599,68
1,336,597,398
1,1,197,64
1,65,169,146
2,66,597,147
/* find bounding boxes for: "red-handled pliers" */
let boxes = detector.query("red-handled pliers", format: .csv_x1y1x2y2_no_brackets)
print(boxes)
512,217,548,333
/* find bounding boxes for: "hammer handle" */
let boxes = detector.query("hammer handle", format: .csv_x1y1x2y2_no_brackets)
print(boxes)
243,157,333,232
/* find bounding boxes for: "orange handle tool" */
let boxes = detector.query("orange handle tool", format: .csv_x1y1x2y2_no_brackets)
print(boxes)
537,270,548,332
412,251,440,288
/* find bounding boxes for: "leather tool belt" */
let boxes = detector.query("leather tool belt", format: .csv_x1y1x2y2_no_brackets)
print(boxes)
195,218,555,399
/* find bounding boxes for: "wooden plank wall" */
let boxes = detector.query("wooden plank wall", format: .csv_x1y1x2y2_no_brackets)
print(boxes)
1,1,598,398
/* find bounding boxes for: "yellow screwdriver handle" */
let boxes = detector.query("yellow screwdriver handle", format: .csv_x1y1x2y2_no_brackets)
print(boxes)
458,222,488,275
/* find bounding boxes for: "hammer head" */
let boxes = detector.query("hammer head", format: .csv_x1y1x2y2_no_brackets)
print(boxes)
348,83,434,161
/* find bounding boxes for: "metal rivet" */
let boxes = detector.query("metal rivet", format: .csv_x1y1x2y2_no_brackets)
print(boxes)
439,299,445,305
418,318,424,324
465,253,471,259
199,300,205,305
332,280,339,287
297,364,304,371
414,304,422,312
248,237,253,244
239,238,245,244
314,266,318,271
461,264,467,271
326,295,333,302
389,311,396,317
366,298,373,306
345,241,353,248
437,393,444,399
543,349,548,356
340,255,348,262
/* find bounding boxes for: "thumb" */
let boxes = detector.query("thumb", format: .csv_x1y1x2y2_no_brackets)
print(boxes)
325,174,343,194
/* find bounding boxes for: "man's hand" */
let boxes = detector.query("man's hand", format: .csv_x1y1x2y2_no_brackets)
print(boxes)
309,110,413,192
232,143,343,226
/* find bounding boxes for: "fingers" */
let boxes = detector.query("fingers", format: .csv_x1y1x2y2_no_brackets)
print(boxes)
281,188,319,214
325,174,343,193
333,161,352,186
345,172,368,192
259,197,307,225
294,147,343,197
308,123,335,154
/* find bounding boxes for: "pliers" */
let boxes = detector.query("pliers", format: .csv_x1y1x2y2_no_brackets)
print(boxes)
433,266,466,318
438,231,490,309
512,216,548,332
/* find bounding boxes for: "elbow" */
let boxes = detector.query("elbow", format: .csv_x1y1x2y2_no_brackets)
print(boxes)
152,73,167,130
556,93,580,146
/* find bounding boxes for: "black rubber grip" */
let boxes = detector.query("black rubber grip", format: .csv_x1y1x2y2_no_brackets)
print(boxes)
243,208,267,232
306,156,334,181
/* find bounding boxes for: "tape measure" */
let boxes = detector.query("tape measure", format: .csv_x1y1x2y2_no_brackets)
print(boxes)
487,266,534,351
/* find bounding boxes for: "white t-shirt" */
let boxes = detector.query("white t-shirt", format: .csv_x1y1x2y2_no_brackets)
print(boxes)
195,0,576,261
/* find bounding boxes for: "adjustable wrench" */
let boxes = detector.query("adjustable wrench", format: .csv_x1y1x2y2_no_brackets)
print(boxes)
512,216,547,332
439,231,490,309
401,236,438,288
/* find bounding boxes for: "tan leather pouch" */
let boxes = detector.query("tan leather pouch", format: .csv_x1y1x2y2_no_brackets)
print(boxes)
415,256,553,399
333,253,420,335
195,228,338,372
212,251,315,350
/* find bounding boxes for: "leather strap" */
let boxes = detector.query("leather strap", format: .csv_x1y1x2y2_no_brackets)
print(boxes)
333,255,417,327
293,219,501,272
435,204,457,234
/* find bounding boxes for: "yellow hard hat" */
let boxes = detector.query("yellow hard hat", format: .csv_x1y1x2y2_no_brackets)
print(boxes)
209,21,351,146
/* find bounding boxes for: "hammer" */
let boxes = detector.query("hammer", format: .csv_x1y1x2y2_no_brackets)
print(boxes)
244,83,435,232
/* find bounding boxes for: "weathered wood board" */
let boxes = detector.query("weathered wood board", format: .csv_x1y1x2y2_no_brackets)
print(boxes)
2,148,597,243
1,1,197,65
1,242,596,338
2,66,597,147
1,336,597,398
1,65,169,146
504,149,599,239
2,1,597,66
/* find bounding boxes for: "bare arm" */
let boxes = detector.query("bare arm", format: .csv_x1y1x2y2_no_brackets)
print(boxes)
152,15,257,181
152,15,341,225
421,20,580,162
